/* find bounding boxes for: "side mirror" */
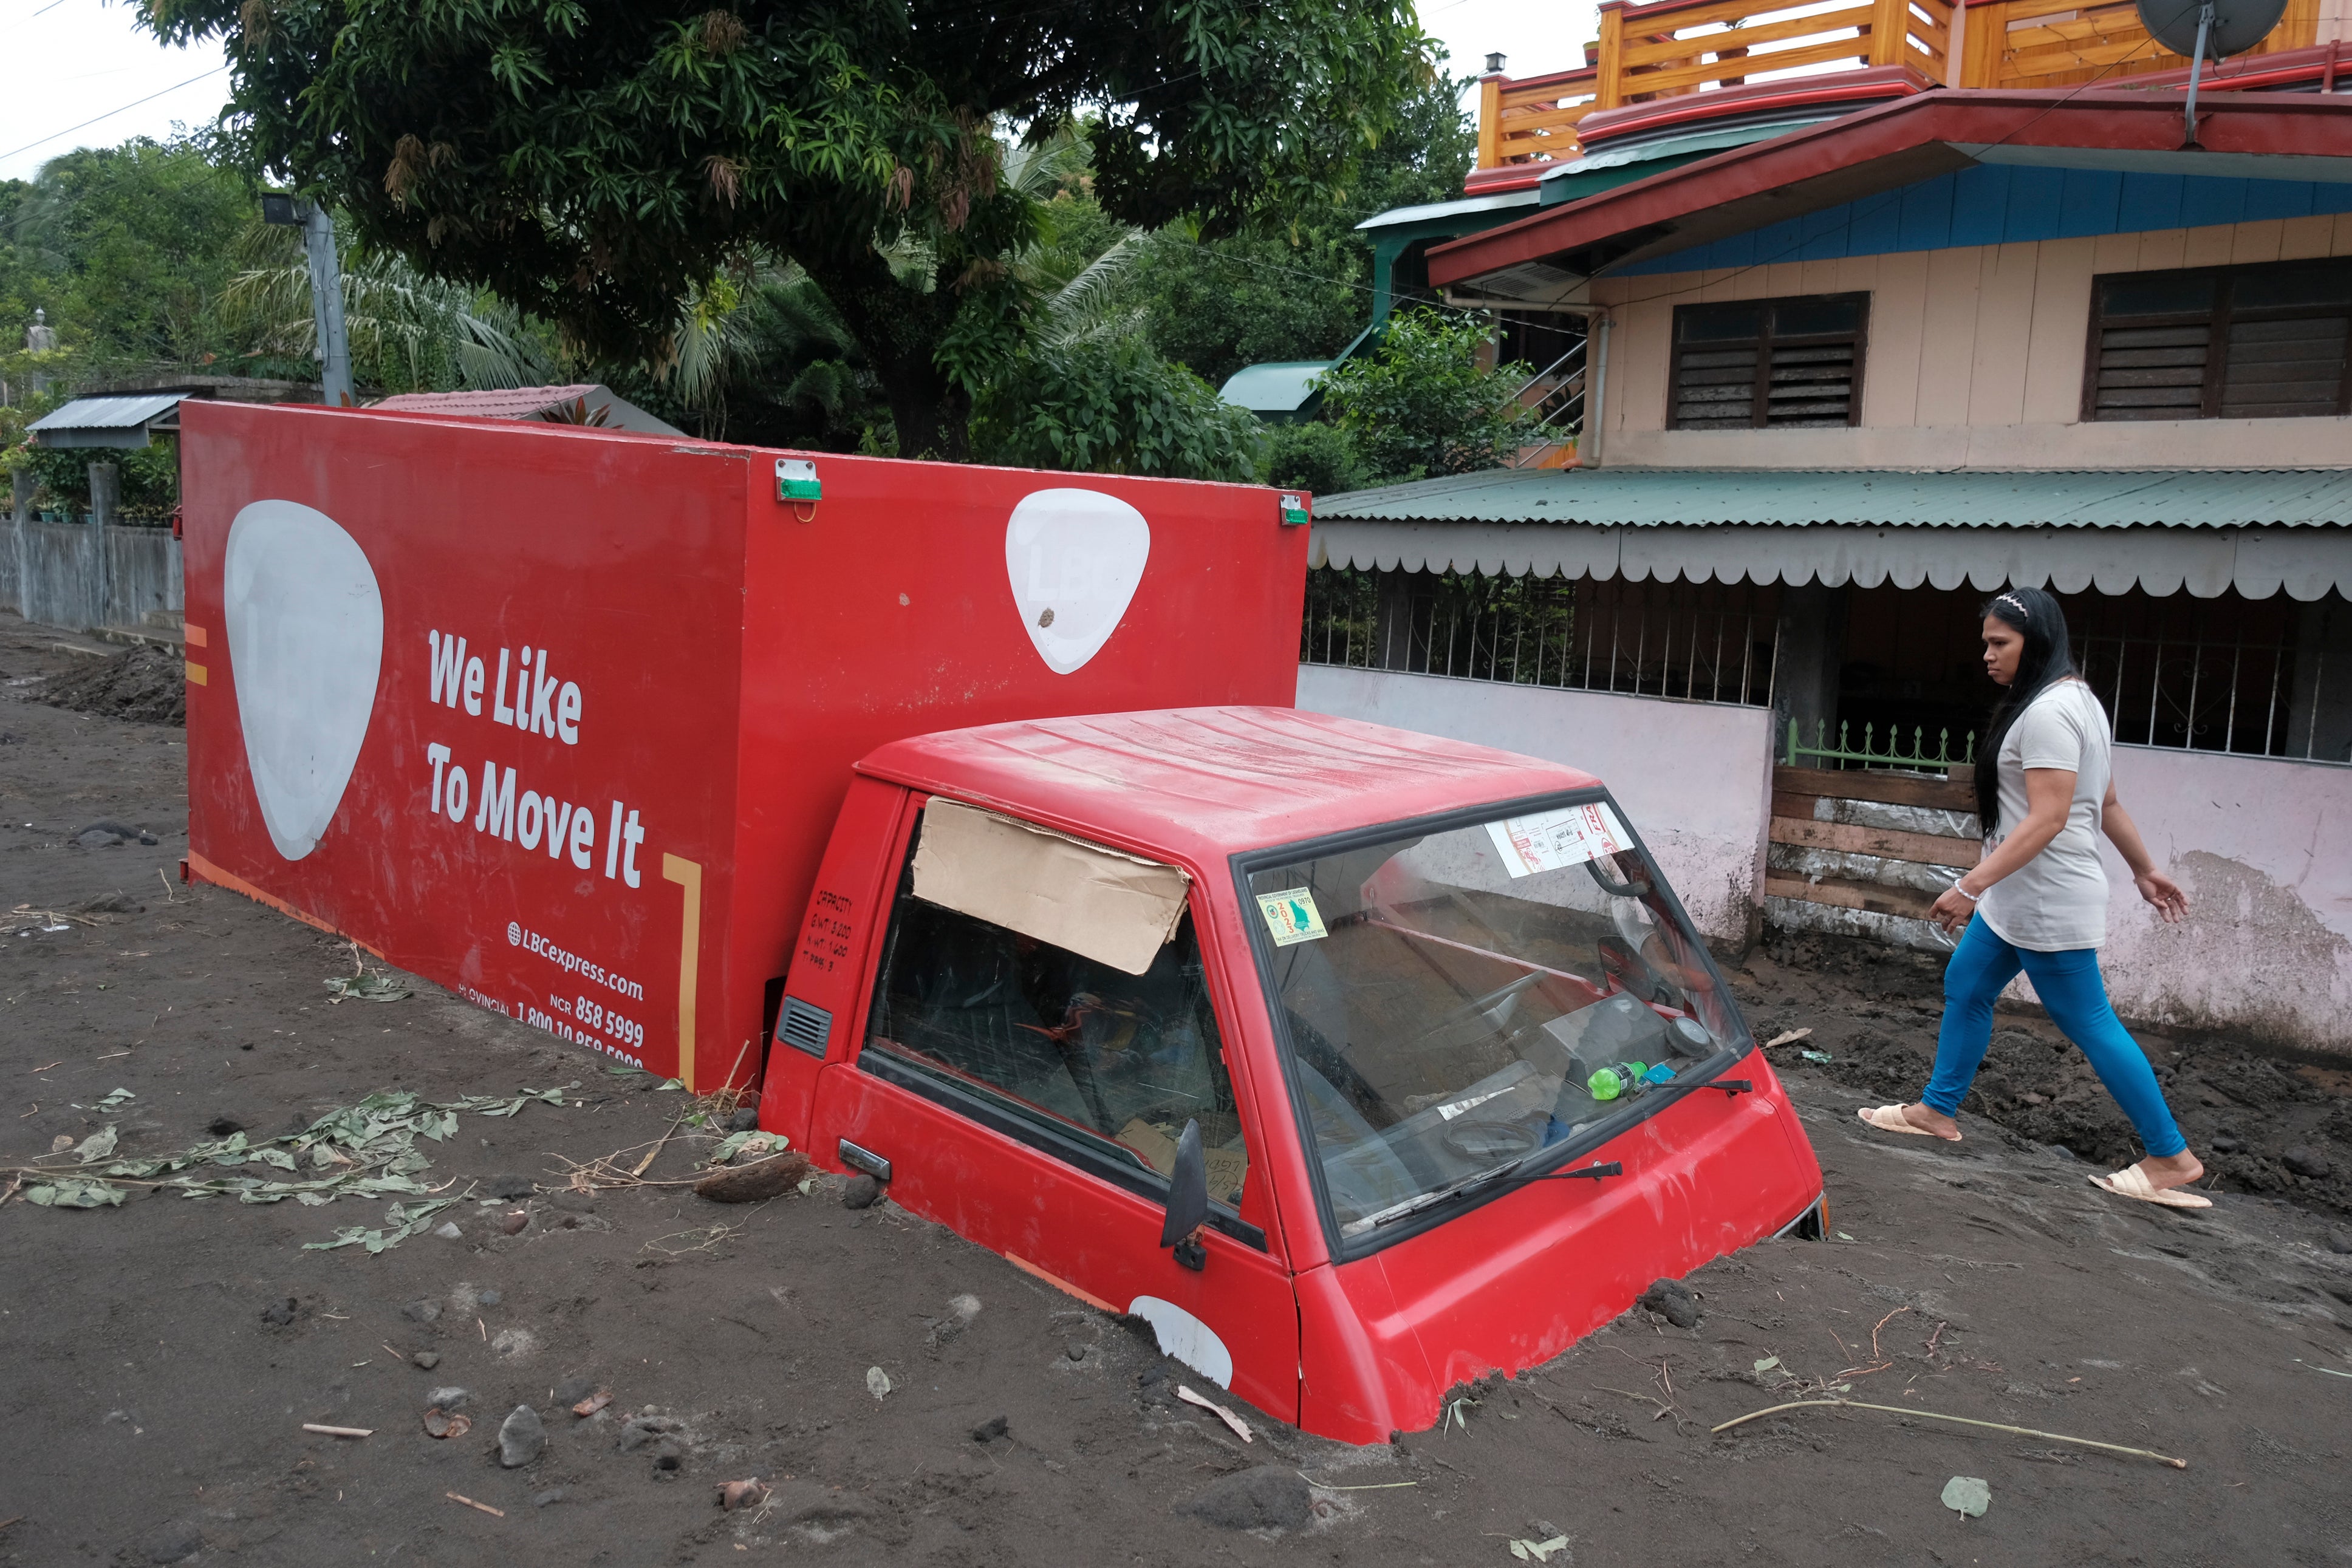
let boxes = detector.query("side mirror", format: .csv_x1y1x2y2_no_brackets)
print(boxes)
1159,1119,1209,1272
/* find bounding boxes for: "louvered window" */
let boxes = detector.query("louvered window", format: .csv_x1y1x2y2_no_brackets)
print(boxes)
1669,294,1867,431
2085,259,2352,422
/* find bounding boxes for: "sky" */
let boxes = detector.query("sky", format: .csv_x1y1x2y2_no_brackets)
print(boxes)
0,0,1602,186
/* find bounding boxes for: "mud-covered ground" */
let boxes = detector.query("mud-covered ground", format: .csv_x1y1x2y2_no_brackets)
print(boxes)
5,612,2350,1567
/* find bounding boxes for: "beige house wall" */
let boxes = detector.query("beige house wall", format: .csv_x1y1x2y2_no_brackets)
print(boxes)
1588,213,2352,470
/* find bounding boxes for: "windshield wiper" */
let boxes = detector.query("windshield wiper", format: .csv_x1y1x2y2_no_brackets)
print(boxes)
1362,1153,1626,1231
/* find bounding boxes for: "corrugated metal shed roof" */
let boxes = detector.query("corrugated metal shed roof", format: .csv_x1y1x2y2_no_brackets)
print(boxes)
1217,361,1333,416
368,383,686,437
27,393,183,434
1314,467,2352,529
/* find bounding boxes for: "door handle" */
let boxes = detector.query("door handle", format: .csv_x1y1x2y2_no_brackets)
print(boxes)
838,1139,892,1182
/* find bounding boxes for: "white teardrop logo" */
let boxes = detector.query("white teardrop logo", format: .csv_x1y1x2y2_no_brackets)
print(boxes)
224,500,384,861
1004,488,1150,675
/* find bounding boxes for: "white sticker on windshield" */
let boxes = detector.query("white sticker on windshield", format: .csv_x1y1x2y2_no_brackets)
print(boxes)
1485,802,1633,878
1256,888,1328,946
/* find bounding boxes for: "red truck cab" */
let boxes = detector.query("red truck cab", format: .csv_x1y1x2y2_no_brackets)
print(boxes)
759,705,1824,1445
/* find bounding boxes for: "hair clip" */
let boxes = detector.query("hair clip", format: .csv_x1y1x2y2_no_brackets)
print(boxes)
1996,592,2029,619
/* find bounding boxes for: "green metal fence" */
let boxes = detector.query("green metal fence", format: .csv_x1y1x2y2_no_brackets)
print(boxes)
1783,717,1977,771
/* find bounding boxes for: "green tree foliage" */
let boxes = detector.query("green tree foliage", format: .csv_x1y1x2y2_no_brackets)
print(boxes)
142,0,1435,458
1121,69,1480,389
1316,308,1533,485
1263,420,1370,496
216,231,559,395
4,139,254,377
971,338,1262,481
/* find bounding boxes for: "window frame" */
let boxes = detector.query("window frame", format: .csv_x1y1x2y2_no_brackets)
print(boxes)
2079,256,2352,424
1666,291,1871,432
855,797,1268,1252
1229,785,1752,1263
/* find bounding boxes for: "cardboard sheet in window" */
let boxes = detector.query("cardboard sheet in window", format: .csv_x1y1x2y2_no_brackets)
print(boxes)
912,799,1192,976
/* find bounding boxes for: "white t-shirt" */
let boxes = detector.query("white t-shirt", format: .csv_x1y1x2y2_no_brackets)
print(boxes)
1975,678,2113,952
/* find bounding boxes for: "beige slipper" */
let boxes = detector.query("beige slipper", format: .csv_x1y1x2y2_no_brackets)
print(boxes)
1857,1104,1961,1142
2090,1165,2214,1210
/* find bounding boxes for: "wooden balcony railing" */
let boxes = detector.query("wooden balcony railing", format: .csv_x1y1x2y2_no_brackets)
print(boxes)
1471,0,2320,180
1475,65,1602,173
1959,0,2317,88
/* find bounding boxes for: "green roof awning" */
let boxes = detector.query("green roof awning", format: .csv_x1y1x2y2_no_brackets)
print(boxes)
1311,468,2352,601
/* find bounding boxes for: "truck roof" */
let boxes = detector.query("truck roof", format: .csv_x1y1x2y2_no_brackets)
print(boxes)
855,706,1600,861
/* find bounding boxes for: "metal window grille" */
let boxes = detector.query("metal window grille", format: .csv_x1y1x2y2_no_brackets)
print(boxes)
1301,566,1778,707
2073,616,2347,764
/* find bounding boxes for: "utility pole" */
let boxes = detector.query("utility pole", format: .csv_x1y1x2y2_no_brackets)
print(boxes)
261,194,352,406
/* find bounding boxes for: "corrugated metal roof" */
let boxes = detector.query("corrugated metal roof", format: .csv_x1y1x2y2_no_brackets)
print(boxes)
1314,467,2352,529
367,383,686,437
26,393,183,433
369,384,601,418
1218,361,1333,415
1537,115,1834,180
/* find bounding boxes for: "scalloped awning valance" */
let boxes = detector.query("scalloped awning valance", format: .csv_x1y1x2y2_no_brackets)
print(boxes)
1307,519,2347,599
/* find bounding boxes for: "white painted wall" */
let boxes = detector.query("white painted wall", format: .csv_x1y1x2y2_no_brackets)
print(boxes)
2097,745,2352,1054
1295,665,1774,949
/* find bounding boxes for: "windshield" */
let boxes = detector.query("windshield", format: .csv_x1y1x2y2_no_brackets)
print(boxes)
1243,796,1745,1241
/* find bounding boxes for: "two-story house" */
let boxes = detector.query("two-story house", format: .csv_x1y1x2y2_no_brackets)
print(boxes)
1301,9,2352,1055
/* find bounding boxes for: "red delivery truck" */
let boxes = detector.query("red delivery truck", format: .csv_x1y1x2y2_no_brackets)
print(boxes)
180,405,1825,1445
178,402,1308,1089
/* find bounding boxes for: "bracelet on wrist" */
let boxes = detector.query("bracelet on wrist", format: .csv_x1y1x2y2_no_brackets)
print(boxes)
1952,884,1980,902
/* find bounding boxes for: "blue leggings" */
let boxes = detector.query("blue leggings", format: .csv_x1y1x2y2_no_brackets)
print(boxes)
1924,918,2186,1159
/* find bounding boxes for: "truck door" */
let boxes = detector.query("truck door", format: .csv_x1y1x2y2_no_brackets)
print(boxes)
805,798,1301,1426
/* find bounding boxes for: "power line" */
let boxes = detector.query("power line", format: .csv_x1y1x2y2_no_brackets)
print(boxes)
0,61,228,165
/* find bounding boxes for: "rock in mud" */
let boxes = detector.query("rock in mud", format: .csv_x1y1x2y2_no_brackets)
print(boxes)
411,1350,441,1369
2283,1146,2331,1179
485,1173,536,1200
973,1414,1010,1443
135,1520,203,1564
2326,1229,2352,1256
553,1375,597,1406
842,1173,881,1210
400,1299,441,1324
727,1106,761,1132
427,1386,470,1410
2210,1134,2244,1154
1638,1278,1700,1329
617,1415,683,1453
259,1297,298,1327
498,1405,546,1467
534,1488,567,1508
431,1220,465,1241
1177,1467,1313,1531
693,1151,813,1203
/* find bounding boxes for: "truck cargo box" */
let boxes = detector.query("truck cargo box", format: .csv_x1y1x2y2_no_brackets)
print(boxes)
179,403,1308,1088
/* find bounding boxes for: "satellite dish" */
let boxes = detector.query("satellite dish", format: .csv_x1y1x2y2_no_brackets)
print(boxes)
2136,0,2289,60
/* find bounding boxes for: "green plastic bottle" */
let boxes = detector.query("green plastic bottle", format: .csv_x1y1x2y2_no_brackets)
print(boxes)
1587,1060,1650,1102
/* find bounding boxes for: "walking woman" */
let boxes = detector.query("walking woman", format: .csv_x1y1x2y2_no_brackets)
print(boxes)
1858,587,2208,1208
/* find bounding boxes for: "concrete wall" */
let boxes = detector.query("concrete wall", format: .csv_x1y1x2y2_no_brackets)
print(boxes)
3,520,181,631
1590,214,2352,471
1296,665,1775,949
1299,663,2352,1054
2097,744,2352,1054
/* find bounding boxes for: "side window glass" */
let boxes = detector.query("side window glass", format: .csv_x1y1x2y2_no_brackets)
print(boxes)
860,807,1249,1207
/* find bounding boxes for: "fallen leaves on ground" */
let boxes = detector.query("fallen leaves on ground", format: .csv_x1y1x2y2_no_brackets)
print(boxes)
8,1083,577,1245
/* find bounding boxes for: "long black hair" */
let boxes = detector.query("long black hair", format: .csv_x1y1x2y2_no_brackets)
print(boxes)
1975,587,2078,833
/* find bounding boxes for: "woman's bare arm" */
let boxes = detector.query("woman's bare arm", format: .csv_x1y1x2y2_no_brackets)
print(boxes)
1926,768,2072,933
2102,779,2189,922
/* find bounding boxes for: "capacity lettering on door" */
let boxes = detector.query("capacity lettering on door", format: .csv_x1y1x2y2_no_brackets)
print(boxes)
798,891,855,974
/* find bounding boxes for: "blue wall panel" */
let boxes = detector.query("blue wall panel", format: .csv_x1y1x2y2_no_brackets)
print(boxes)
1615,165,2352,274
